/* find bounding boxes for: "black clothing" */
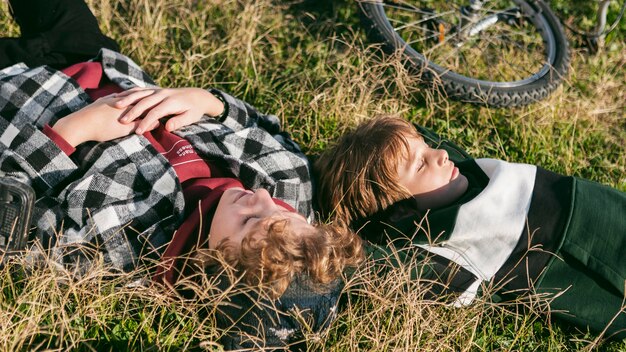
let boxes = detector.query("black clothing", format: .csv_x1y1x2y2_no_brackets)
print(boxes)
1,0,119,69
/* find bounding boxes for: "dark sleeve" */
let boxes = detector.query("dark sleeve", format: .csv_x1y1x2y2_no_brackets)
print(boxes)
1,0,119,69
0,36,50,69
365,243,480,302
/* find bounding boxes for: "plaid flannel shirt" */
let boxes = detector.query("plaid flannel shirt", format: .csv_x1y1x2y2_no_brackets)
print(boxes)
0,48,313,272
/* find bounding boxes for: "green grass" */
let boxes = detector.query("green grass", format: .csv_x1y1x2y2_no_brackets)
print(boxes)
1,0,625,350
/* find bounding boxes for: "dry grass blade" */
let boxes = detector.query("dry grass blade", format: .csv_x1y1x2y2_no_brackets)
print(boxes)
0,0,624,350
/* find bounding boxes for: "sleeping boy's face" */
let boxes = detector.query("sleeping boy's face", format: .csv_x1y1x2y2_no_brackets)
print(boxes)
209,188,311,250
396,134,469,210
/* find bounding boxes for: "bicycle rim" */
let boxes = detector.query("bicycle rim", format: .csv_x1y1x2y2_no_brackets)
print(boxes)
366,0,561,88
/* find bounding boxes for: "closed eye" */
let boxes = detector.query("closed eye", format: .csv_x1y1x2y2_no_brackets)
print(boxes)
243,215,258,225
416,159,425,172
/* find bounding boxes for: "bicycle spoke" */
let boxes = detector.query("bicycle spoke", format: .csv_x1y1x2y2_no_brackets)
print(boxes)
432,44,465,68
405,32,442,46
391,10,456,32
473,33,543,79
403,5,540,78
359,0,569,105
376,0,432,15
364,0,564,89
434,35,538,79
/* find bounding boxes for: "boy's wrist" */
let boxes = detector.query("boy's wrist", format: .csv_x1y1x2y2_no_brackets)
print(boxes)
206,90,227,120
43,125,77,156
51,113,88,147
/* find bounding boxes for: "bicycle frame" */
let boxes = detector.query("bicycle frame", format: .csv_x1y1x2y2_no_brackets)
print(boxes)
453,0,525,45
465,0,615,39
595,0,612,37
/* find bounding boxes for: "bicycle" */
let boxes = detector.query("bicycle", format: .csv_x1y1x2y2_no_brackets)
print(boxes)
358,0,624,107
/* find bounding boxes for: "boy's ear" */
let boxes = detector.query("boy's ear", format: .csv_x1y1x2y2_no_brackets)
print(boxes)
412,123,472,163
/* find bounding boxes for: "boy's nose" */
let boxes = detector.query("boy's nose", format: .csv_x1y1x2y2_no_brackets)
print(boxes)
436,149,449,166
250,188,275,208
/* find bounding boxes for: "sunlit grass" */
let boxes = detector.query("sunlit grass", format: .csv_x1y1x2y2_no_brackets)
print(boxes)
1,0,625,350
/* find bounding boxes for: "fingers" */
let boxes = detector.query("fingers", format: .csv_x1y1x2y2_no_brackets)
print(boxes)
114,88,158,109
119,93,165,123
116,120,143,141
93,119,142,143
126,120,143,136
135,119,161,135
114,87,150,98
146,120,161,133
134,99,184,134
112,87,205,133
164,111,198,132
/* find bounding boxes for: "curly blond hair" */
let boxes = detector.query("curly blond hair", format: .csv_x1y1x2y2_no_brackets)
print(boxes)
199,216,364,298
314,116,420,225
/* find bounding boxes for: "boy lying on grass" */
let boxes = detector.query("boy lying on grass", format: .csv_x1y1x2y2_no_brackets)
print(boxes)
0,0,363,349
315,116,626,339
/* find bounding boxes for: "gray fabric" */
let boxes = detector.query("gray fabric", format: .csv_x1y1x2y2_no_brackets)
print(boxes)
213,274,343,350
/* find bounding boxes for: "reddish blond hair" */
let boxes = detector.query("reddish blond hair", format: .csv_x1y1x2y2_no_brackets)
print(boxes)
200,216,364,298
314,116,420,225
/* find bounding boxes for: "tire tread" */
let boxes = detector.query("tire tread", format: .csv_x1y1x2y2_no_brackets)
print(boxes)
358,0,570,107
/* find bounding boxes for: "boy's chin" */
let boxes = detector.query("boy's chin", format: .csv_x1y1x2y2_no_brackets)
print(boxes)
414,175,469,211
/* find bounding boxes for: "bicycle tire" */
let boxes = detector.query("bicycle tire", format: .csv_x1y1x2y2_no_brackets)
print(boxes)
358,0,570,107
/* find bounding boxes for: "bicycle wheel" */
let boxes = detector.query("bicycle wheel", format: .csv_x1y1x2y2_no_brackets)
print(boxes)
358,0,570,107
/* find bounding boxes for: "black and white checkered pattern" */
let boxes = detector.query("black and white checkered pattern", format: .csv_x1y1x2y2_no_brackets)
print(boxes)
0,48,313,272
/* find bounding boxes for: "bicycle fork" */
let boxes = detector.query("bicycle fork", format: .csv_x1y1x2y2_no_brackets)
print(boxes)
588,0,612,51
453,0,524,46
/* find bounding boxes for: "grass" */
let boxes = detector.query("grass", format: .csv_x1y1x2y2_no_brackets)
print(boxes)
1,0,625,350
